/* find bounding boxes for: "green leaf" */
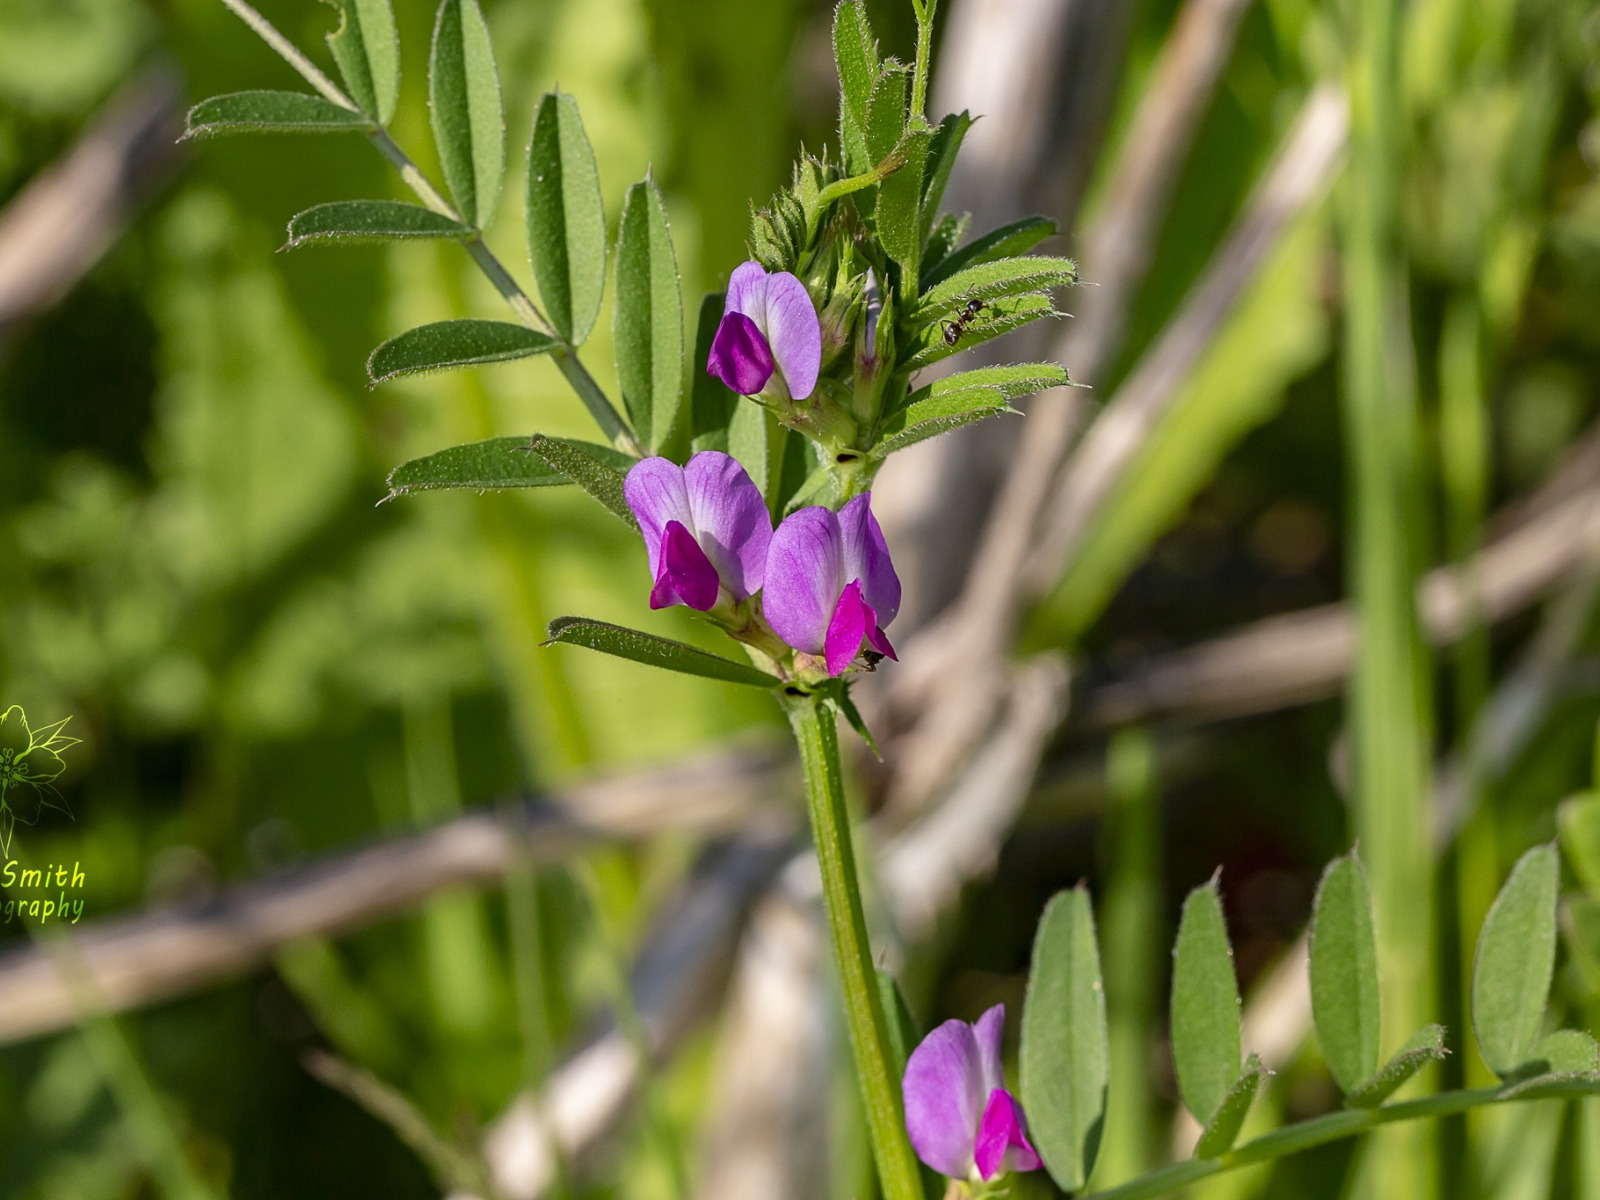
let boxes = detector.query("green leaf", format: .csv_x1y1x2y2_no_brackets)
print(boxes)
368,320,558,385
917,254,1079,321
382,435,625,500
321,0,400,124
1171,878,1242,1125
286,201,467,249
1309,852,1381,1094
920,212,966,280
920,110,972,234
1473,844,1560,1078
904,292,1057,368
544,617,778,688
1021,886,1109,1193
526,91,606,344
864,64,908,167
614,179,685,455
428,0,503,228
907,362,1070,406
183,91,370,139
1195,1055,1267,1159
1495,1031,1600,1097
875,969,920,1080
832,0,879,175
729,400,789,514
1559,792,1600,895
1345,1024,1448,1108
527,434,637,527
873,401,1014,457
922,216,1059,291
690,292,737,445
879,127,930,274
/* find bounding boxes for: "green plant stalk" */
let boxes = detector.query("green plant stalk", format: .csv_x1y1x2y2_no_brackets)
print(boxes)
1083,1082,1600,1200
1341,0,1434,1188
910,0,937,123
782,692,924,1200
216,0,643,458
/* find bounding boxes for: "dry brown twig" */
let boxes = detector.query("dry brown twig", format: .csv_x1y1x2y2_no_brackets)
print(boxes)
0,66,185,338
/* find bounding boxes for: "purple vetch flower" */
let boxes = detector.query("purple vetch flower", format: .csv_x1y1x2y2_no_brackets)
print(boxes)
762,493,900,676
707,261,822,401
903,1004,1043,1183
623,452,771,612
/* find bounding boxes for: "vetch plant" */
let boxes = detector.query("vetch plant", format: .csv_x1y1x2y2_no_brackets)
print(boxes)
187,0,1600,1196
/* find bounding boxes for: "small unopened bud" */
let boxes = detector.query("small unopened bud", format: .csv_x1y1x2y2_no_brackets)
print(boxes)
853,271,895,425
817,274,864,372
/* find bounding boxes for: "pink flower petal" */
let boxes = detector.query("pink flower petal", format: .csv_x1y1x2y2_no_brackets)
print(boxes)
823,580,877,675
763,506,844,655
683,451,771,599
652,521,719,611
838,492,900,627
974,1089,1042,1181
973,1004,1006,1099
903,1018,986,1179
624,458,692,577
707,311,774,397
760,270,822,400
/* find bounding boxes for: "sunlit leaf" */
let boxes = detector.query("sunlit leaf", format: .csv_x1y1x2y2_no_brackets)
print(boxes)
614,179,685,455
879,126,929,274
428,0,503,227
907,362,1070,405
1171,878,1242,1125
1195,1055,1266,1158
285,201,467,249
917,255,1079,321
321,0,400,124
544,617,778,688
1345,1025,1448,1108
919,110,972,234
1021,886,1108,1192
1558,792,1600,896
527,434,637,528
1309,851,1381,1094
381,436,628,501
367,320,557,385
904,293,1057,368
922,217,1060,292
183,91,370,139
526,91,606,344
1473,844,1560,1078
1495,1030,1600,1098
833,0,879,175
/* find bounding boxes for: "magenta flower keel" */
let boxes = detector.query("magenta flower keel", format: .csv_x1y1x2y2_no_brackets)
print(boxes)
763,492,900,675
624,452,772,612
903,1004,1041,1183
706,260,822,400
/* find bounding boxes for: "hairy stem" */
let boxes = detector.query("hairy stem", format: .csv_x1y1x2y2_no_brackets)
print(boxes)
910,0,937,122
1084,1083,1600,1200
782,692,924,1200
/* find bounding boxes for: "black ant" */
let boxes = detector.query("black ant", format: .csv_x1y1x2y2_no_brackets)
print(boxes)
940,298,986,346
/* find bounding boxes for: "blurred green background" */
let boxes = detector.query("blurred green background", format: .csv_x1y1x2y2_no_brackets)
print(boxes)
3,0,1600,1196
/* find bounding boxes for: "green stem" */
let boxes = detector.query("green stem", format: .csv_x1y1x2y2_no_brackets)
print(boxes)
910,0,937,122
1084,1085,1600,1200
781,692,923,1200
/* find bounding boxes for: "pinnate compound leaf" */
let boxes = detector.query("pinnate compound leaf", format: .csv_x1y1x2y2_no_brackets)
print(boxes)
1021,886,1109,1192
1558,792,1600,895
544,618,778,688
184,91,369,138
383,436,569,499
368,320,558,385
614,179,685,455
527,434,637,528
287,201,467,249
1309,851,1381,1094
1344,1025,1448,1108
429,0,503,228
909,362,1070,405
526,91,606,344
904,292,1057,368
922,216,1059,291
833,0,879,174
321,0,400,124
1171,878,1243,1125
1194,1055,1267,1159
1473,843,1559,1078
918,255,1079,321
